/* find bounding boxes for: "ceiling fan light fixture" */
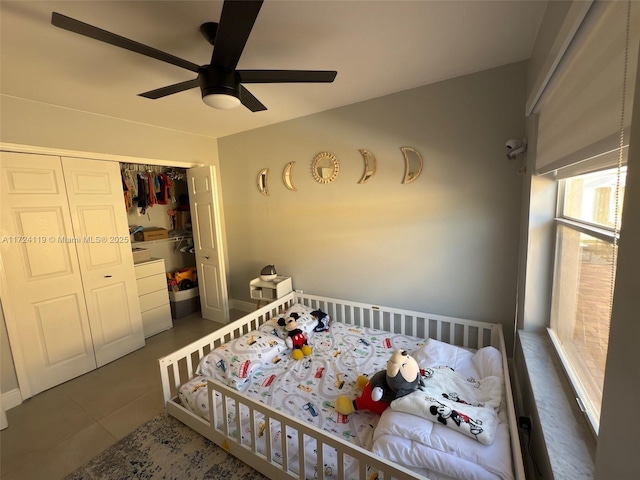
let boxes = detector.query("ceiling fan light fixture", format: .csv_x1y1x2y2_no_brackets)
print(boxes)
202,93,241,109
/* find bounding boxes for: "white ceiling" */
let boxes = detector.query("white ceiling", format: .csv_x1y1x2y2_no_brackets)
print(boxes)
0,1,546,139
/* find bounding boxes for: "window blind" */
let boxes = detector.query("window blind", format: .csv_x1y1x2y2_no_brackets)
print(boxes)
535,0,639,176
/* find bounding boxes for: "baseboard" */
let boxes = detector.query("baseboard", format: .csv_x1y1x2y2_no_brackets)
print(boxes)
2,388,23,410
229,299,255,313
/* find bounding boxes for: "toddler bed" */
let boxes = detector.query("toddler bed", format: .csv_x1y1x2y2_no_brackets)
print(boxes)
159,292,525,480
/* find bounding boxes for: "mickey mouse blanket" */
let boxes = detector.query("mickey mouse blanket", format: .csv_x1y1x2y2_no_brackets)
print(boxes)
390,365,501,445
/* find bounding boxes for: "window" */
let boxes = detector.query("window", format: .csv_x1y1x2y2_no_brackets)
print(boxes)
549,167,626,432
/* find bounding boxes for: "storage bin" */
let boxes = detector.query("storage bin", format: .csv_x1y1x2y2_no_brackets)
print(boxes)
131,247,151,264
134,227,169,241
169,287,200,319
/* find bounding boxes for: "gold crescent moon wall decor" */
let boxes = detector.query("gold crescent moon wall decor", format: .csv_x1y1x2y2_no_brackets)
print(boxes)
401,146,424,184
282,162,297,191
257,168,269,196
357,149,377,184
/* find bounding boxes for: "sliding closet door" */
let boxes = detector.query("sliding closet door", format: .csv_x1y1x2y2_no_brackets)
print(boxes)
0,152,96,398
61,157,144,366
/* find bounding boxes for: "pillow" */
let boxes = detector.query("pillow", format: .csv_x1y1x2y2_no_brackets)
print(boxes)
196,330,287,390
412,338,477,377
471,345,503,380
258,304,330,340
412,338,503,380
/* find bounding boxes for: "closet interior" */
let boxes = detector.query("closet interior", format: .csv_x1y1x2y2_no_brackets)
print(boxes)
121,163,201,332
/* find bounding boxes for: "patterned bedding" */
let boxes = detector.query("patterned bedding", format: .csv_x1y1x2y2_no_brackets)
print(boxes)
179,320,426,442
177,320,512,480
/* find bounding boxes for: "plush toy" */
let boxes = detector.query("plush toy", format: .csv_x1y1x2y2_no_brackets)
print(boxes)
311,309,330,332
336,349,423,416
278,313,312,360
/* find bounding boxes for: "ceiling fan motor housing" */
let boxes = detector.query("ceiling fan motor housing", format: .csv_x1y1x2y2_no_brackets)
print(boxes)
199,65,240,101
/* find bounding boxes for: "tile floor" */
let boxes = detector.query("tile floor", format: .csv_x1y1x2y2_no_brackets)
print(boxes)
0,309,247,480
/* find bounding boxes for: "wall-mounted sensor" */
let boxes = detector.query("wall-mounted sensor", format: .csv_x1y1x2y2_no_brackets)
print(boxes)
505,139,527,159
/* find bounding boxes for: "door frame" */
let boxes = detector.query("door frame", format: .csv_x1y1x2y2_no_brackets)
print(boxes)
0,142,230,402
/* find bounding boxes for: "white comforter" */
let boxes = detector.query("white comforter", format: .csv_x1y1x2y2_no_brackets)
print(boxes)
391,366,501,445
371,338,514,480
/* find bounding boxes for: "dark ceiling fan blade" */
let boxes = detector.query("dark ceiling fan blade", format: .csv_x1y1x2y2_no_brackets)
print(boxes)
240,85,267,112
139,78,200,99
211,0,263,70
51,12,200,73
238,70,338,83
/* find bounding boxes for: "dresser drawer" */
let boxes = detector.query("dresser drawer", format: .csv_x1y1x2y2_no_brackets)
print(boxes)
136,274,167,296
139,289,170,312
134,259,165,279
141,304,172,338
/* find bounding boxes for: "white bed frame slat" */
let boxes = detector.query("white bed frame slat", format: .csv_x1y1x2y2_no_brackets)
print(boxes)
264,416,272,464
159,291,526,480
298,431,305,478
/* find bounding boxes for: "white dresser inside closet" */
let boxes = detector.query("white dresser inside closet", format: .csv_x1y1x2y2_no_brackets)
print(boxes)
134,258,173,338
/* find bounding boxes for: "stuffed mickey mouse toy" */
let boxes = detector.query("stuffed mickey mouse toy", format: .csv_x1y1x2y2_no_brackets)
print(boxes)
278,313,312,360
336,349,423,416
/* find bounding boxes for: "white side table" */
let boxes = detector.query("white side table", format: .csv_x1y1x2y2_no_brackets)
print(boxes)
249,276,293,309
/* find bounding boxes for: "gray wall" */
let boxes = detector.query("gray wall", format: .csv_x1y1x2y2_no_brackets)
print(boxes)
219,62,527,354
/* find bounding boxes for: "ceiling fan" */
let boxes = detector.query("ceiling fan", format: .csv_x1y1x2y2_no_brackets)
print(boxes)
51,0,337,112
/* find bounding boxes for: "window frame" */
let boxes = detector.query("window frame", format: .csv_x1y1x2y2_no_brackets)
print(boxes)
548,166,624,437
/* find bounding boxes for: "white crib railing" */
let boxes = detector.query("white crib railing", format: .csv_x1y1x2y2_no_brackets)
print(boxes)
296,292,498,349
158,292,525,480
200,378,424,480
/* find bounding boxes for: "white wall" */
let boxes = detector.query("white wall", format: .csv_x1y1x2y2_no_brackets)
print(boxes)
218,62,527,354
0,96,219,165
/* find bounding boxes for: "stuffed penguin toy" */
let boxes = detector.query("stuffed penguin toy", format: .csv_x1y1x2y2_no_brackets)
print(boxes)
336,349,423,415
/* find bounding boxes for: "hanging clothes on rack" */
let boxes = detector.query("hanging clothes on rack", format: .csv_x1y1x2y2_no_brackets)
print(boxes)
124,167,138,198
146,171,156,208
156,173,171,205
137,172,149,214
120,164,144,213
121,164,188,213
121,170,132,212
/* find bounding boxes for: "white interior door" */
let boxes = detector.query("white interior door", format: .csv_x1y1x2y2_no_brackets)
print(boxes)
0,152,96,398
61,157,144,366
187,166,229,323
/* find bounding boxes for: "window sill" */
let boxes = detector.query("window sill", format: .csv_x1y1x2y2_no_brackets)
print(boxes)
518,331,596,479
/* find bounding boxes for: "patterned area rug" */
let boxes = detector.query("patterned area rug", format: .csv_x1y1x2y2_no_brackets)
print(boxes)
65,414,268,480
